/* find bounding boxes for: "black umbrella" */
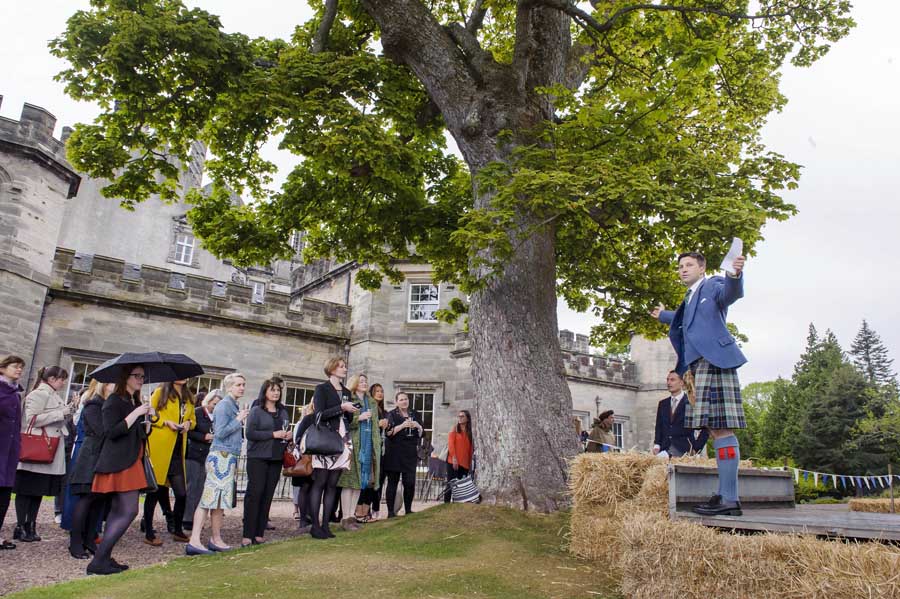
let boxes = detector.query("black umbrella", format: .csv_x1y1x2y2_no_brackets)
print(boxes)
89,352,205,384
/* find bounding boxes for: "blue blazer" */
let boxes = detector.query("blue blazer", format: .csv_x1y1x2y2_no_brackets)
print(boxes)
654,396,709,454
659,275,746,374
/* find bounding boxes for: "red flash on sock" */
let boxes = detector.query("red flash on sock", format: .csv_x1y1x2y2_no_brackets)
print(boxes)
718,447,737,460
727,447,736,459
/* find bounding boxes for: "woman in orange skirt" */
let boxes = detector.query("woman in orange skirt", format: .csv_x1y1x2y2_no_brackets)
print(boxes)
87,366,153,576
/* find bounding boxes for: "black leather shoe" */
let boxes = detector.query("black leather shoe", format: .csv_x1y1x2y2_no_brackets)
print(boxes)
87,561,122,575
165,512,176,534
69,546,91,559
310,526,330,540
110,558,129,571
28,524,41,542
12,525,22,541
693,501,742,516
695,494,722,510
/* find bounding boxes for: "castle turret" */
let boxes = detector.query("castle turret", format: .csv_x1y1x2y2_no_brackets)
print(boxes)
0,97,81,365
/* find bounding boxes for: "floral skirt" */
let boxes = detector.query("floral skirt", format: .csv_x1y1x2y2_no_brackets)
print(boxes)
199,450,237,510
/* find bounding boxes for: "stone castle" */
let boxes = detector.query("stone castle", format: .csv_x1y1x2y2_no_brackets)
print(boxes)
0,96,677,452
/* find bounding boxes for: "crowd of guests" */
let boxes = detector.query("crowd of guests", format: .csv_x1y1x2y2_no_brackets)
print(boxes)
0,353,476,576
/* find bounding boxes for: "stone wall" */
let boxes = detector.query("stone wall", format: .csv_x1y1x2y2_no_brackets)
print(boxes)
0,99,80,364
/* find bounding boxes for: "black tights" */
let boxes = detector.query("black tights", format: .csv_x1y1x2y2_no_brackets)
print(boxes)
385,470,415,515
15,494,42,527
69,493,106,551
143,475,186,537
91,490,138,567
309,469,341,531
0,487,10,536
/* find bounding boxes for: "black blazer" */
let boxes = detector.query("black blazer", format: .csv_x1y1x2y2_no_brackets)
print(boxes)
654,396,709,456
69,396,105,486
312,381,351,433
93,393,148,474
186,406,213,462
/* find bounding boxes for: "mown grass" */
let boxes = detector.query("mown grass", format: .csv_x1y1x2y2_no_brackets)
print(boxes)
11,504,620,599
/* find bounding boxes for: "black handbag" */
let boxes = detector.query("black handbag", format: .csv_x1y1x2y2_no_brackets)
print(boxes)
142,442,158,493
302,413,344,456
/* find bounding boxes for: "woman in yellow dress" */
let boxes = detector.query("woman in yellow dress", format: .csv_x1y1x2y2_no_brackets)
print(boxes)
143,380,196,544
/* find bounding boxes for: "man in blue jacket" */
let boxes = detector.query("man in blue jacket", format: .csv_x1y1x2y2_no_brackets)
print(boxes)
653,371,709,457
651,251,746,516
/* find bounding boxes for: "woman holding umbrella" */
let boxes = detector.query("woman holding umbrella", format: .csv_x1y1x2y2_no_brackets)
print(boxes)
87,365,153,575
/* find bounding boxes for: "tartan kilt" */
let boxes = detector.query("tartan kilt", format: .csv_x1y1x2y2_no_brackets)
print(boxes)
685,358,746,430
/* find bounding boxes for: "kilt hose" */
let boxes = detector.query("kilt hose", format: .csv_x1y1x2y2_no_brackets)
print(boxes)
685,358,746,430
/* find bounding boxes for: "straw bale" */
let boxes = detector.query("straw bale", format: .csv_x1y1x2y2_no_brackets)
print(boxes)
620,510,900,599
849,498,899,514
569,452,659,510
568,505,624,573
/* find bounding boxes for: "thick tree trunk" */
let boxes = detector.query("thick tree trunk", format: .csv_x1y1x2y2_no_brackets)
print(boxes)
361,0,580,510
467,204,582,511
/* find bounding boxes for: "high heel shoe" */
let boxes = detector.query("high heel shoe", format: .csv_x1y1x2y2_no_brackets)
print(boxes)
69,546,90,559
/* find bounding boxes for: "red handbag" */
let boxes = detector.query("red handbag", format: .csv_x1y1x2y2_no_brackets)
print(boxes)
19,416,60,464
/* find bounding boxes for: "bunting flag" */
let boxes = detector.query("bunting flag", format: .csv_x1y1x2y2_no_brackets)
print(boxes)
785,468,898,489
840,476,847,488
794,469,799,483
802,470,809,482
863,477,871,490
813,472,819,487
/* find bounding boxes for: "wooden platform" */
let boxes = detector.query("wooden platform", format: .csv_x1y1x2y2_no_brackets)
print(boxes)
674,504,900,541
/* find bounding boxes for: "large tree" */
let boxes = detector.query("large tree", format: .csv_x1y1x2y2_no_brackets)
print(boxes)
52,0,852,509
850,319,897,387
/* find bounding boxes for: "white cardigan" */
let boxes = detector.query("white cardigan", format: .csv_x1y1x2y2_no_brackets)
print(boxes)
18,383,68,476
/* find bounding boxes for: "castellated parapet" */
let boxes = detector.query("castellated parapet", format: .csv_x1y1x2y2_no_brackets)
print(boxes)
50,248,351,343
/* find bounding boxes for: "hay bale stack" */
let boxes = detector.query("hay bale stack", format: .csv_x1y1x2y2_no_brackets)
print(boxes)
620,510,900,599
849,498,899,514
569,505,624,571
569,453,659,511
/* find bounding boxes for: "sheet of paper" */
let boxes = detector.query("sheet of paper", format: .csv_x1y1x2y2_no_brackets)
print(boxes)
719,237,743,275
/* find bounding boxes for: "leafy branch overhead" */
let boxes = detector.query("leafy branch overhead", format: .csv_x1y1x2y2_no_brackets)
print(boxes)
52,0,853,344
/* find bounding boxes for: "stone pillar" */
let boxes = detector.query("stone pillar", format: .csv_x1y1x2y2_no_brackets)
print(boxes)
0,99,80,366
630,335,678,450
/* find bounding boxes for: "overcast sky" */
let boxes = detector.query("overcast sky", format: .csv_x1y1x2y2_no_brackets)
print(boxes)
3,1,898,384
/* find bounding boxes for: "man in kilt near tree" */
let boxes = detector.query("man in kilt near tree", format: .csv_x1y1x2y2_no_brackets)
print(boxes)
651,251,747,516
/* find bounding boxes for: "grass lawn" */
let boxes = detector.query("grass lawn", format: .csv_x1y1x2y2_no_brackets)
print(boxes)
10,504,620,599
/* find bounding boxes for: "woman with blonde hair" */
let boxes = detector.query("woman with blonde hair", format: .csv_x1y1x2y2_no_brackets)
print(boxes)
66,379,116,558
143,380,196,545
14,365,70,543
338,373,381,530
186,373,249,555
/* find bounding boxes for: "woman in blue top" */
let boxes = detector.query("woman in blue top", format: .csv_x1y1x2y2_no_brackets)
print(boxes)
185,373,249,555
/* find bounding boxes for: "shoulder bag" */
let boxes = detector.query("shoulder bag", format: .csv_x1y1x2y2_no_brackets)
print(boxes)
301,413,344,456
19,415,60,463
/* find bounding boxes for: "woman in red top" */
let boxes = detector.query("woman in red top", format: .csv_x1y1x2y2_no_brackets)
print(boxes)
444,410,473,503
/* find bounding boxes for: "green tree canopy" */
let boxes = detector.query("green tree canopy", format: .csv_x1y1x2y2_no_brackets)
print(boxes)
850,319,897,387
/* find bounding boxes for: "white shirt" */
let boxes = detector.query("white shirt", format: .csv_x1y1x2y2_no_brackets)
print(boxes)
685,277,705,304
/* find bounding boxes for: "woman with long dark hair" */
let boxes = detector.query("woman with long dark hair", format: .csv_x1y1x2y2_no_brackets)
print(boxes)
444,410,474,502
143,380,196,545
66,379,115,558
307,357,357,540
356,381,388,521
0,355,26,551
383,392,423,518
242,378,291,546
87,365,152,575
14,365,70,543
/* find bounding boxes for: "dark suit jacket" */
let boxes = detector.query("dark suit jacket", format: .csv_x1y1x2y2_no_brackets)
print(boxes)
312,381,351,432
654,395,709,455
93,393,148,474
186,406,213,462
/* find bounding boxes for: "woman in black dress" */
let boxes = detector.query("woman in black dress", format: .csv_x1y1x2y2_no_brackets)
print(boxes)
382,392,423,518
67,379,115,558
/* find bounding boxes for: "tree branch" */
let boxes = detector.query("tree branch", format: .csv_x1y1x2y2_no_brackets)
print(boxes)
312,0,339,53
531,0,799,35
466,0,488,34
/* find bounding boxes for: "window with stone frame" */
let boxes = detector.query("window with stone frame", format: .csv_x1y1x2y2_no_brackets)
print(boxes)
187,374,224,397
408,283,439,322
612,421,624,451
283,384,315,427
173,232,195,265
401,390,435,446
251,280,266,304
66,360,102,404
